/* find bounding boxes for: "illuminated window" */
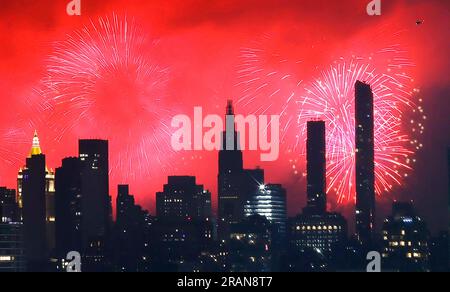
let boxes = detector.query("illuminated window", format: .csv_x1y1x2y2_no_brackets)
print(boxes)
0,256,13,262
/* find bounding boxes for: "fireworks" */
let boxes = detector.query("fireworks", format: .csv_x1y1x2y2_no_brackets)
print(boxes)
298,58,424,203
235,32,425,203
0,127,28,184
39,14,174,181
235,34,304,145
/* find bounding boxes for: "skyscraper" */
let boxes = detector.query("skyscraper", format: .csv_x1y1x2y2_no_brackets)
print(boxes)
156,176,212,220
245,184,287,236
55,157,83,258
0,223,25,272
218,101,244,223
17,132,55,251
305,121,327,215
382,202,430,272
79,140,112,248
115,185,150,272
0,187,19,223
21,133,48,271
355,81,376,245
289,120,347,258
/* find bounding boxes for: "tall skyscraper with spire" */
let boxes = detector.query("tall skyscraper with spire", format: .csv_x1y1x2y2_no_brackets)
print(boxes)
218,101,245,224
18,132,56,252
355,81,376,245
20,131,52,271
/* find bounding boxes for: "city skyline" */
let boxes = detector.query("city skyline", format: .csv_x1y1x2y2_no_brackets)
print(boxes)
0,0,448,236
0,84,448,272
0,95,446,239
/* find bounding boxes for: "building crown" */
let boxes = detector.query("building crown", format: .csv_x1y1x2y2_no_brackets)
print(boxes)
29,130,42,157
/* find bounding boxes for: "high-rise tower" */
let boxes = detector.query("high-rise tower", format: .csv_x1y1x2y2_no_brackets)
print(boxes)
21,132,49,271
355,81,376,245
304,121,327,215
218,101,244,223
79,140,112,248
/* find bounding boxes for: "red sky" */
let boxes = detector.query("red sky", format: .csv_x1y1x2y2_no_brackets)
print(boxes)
0,0,449,232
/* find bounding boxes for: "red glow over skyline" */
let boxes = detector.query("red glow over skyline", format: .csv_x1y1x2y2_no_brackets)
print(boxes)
0,0,449,232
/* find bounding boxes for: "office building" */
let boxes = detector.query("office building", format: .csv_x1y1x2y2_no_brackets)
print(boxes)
245,184,287,236
289,121,347,257
79,140,112,248
0,187,19,223
21,132,48,271
0,223,25,272
218,101,245,223
55,157,83,257
18,132,55,252
355,81,376,245
156,176,211,220
382,202,430,272
305,121,327,215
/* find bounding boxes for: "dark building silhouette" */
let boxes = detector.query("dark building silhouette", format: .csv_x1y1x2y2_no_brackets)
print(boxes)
382,202,430,272
17,132,55,252
429,232,449,272
79,140,112,248
305,121,327,215
78,140,112,271
229,215,273,272
355,81,376,245
156,176,211,220
0,187,19,223
114,185,152,272
21,145,48,271
218,101,266,227
0,223,25,272
245,184,287,236
16,132,56,264
448,148,450,270
289,213,347,257
55,157,83,258
218,101,245,223
288,121,347,261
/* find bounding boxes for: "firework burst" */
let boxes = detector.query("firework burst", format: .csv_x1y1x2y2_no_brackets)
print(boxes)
235,30,425,203
39,14,174,181
298,57,425,203
0,127,28,185
234,34,304,145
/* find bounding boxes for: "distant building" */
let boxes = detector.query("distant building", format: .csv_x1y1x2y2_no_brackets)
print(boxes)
245,184,287,236
78,140,112,249
289,213,347,256
229,215,273,272
355,81,376,245
382,202,430,272
156,176,211,220
114,185,152,272
55,157,83,258
305,121,327,215
150,217,215,271
0,223,25,272
0,187,19,223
